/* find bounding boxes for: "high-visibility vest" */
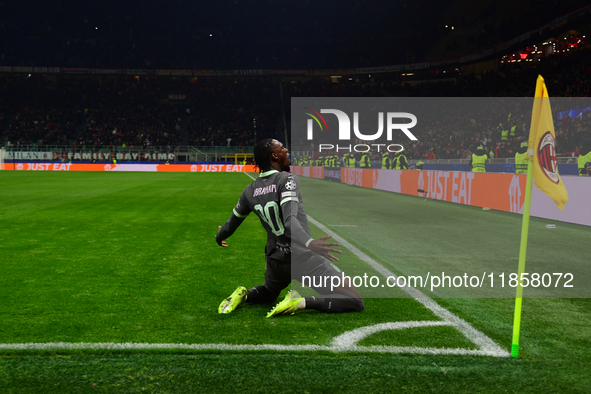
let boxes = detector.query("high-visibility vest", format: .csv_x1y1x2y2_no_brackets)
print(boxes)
510,125,517,137
395,153,407,169
381,153,390,169
515,152,527,174
489,150,494,159
359,153,370,167
578,151,591,175
471,153,487,172
501,130,508,141
347,155,356,168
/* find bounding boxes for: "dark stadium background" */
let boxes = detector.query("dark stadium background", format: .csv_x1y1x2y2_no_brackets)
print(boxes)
0,0,589,68
1,0,590,159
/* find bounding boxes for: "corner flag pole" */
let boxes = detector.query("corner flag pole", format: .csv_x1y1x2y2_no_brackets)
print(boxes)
512,76,569,358
511,154,534,358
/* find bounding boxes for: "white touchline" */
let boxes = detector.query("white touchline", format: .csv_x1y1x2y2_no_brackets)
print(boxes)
0,172,508,357
246,171,508,357
0,342,503,356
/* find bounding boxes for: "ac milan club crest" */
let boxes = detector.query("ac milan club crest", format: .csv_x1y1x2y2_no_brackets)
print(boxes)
537,131,559,184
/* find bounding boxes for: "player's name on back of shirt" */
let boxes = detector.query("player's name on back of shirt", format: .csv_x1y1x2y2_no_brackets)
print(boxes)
253,184,277,197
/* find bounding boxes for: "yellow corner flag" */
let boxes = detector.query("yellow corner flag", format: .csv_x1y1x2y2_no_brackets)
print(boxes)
512,75,569,358
528,75,569,210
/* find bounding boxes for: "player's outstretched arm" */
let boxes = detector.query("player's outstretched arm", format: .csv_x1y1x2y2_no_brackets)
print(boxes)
216,214,246,247
217,225,228,247
307,235,342,262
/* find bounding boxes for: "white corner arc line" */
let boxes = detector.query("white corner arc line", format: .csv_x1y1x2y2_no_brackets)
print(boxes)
305,215,509,357
332,321,449,348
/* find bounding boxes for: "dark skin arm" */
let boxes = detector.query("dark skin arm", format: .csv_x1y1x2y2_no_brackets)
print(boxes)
217,225,228,247
216,214,246,247
307,235,342,262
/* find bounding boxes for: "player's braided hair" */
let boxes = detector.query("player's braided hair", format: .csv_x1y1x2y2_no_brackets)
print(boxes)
253,138,275,172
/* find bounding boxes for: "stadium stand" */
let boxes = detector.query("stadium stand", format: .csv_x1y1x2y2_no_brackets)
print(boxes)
1,3,591,161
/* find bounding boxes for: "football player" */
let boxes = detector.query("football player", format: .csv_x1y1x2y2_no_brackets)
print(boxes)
216,138,364,317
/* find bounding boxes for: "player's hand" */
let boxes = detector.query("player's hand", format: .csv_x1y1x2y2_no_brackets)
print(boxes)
217,225,228,247
308,235,342,262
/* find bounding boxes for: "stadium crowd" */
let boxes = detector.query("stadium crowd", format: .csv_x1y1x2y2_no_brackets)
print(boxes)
83,104,181,147
1,47,590,159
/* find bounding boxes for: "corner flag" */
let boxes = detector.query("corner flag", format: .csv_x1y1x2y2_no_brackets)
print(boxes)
528,75,569,210
511,75,569,358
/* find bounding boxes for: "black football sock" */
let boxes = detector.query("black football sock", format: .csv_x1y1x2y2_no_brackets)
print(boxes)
306,294,364,313
304,296,326,311
246,285,280,304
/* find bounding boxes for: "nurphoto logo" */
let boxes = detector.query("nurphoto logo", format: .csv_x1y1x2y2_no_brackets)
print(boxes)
304,108,418,153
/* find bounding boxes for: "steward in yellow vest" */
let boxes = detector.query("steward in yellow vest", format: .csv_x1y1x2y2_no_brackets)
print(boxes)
578,139,591,176
471,146,487,172
346,153,356,168
359,152,371,168
501,129,509,141
515,141,528,174
381,152,390,169
394,150,408,169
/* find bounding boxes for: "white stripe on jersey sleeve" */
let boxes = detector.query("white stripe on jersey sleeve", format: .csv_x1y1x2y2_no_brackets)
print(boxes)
233,208,249,218
280,197,299,206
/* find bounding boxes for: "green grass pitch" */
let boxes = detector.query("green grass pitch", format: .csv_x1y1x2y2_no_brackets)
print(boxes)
0,170,590,393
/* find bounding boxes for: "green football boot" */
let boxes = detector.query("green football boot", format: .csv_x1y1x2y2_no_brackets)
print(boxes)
266,290,302,318
218,286,247,314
